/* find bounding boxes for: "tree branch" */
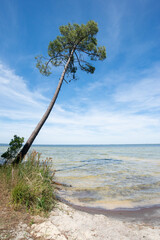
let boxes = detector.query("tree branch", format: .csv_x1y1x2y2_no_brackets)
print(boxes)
76,47,99,58
74,51,86,71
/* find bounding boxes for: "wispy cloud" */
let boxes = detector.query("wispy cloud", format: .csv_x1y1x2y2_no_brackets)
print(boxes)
0,62,49,119
113,63,160,113
0,59,160,144
33,107,160,144
103,1,126,60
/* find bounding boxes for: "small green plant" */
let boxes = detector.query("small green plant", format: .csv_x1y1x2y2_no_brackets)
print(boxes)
1,135,24,163
29,219,35,226
0,151,56,213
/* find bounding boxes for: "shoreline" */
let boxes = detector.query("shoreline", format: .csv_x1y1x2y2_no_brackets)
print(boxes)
58,196,160,225
29,201,160,240
1,198,160,239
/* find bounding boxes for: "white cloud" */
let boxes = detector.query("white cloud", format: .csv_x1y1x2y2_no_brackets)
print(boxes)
103,1,126,60
0,62,49,119
114,64,160,113
0,62,160,144
31,105,160,144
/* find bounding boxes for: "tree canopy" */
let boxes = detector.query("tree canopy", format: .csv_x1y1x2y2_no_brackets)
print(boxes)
1,135,24,163
36,20,106,81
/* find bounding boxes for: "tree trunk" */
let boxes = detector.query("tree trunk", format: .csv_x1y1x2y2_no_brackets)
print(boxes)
13,47,75,164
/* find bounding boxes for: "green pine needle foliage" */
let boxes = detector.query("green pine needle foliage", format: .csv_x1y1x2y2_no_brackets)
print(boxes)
36,20,106,81
0,151,56,213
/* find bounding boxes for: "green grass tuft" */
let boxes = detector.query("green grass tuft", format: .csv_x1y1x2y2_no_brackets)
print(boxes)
0,151,56,213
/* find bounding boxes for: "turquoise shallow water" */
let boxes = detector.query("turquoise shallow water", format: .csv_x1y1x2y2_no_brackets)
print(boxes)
0,144,160,209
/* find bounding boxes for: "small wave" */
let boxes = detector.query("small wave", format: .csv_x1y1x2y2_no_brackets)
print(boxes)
81,158,123,164
56,163,89,172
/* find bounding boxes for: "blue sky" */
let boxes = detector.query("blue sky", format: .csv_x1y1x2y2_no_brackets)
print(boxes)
0,0,160,144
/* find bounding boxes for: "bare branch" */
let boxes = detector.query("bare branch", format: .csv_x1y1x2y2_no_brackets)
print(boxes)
74,51,86,71
76,47,99,58
63,78,68,84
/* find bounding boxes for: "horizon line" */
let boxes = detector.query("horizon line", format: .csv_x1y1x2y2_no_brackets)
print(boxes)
0,143,160,146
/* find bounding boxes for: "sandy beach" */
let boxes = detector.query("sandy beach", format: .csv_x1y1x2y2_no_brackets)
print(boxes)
11,201,160,240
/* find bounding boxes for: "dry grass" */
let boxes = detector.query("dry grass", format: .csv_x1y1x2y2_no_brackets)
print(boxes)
0,181,31,239
0,151,56,213
0,151,57,240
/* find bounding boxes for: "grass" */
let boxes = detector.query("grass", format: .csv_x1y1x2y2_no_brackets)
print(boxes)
0,150,56,214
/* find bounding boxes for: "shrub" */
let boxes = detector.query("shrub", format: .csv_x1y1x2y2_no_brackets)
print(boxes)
1,135,24,163
0,151,56,213
12,182,34,208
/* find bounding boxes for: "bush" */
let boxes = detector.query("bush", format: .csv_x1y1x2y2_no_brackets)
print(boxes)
1,135,24,163
0,151,56,213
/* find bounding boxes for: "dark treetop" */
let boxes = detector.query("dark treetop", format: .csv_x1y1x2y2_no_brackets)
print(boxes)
36,20,106,82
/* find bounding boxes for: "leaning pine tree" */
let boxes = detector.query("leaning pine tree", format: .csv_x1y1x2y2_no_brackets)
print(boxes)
13,20,106,164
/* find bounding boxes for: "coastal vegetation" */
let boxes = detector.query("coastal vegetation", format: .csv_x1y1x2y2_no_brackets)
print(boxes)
0,151,56,213
1,135,24,164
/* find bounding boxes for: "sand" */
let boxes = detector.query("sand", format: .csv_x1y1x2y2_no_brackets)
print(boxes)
13,202,160,240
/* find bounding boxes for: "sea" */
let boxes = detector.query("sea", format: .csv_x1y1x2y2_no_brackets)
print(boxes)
0,144,160,210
